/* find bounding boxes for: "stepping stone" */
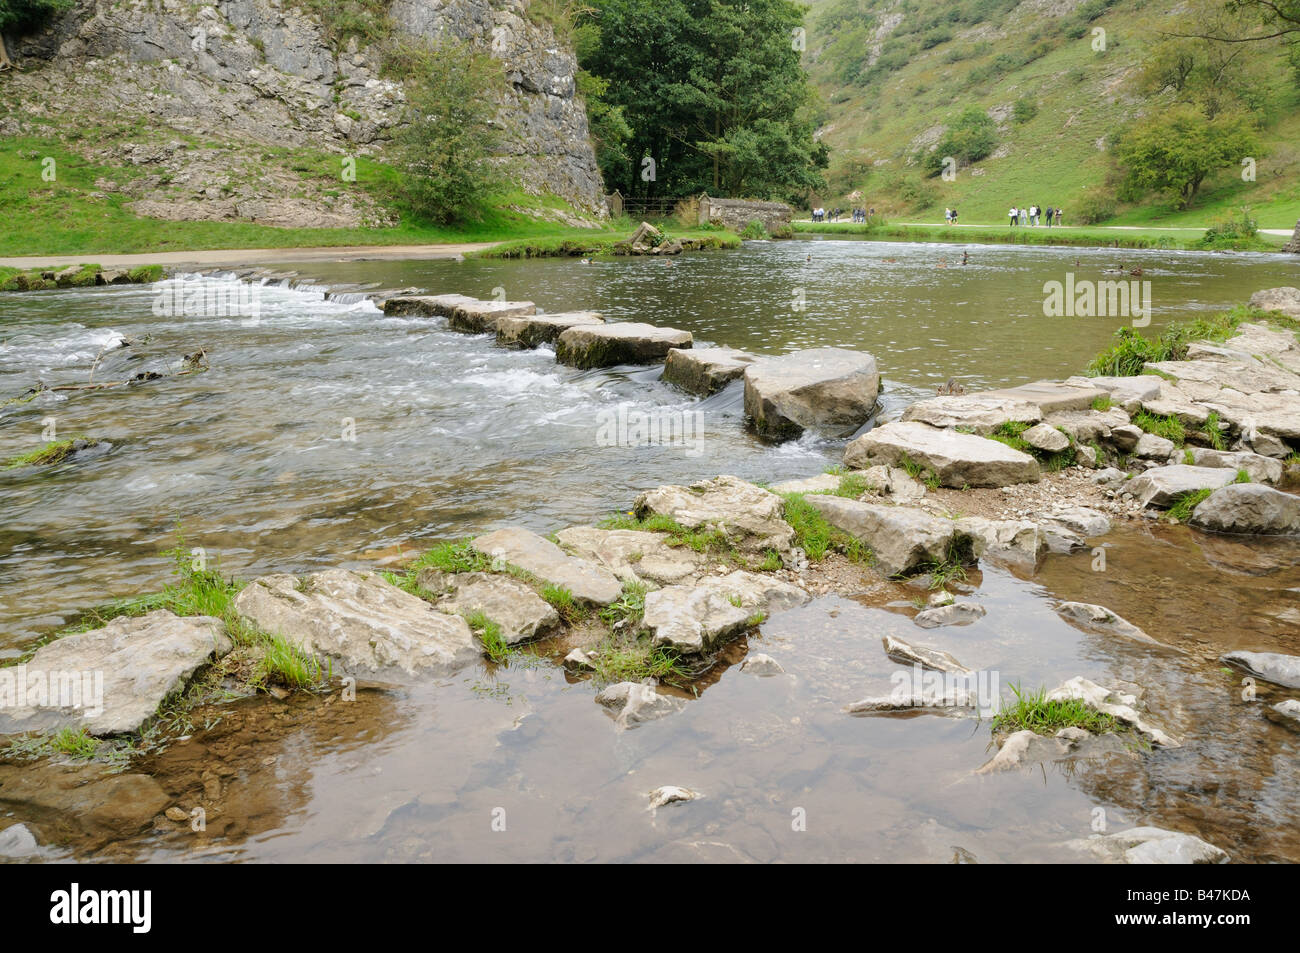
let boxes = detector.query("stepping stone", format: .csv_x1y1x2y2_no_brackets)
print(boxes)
981,380,1107,414
642,570,809,653
844,421,1040,488
495,311,604,348
472,528,623,604
1069,374,1161,412
555,322,692,368
381,293,479,317
235,570,480,679
882,634,970,674
845,690,978,716
805,495,973,576
433,573,560,644
1127,465,1236,508
447,299,537,334
1189,484,1300,535
743,347,880,439
0,610,230,737
901,394,1042,434
662,346,756,395
554,526,707,586
635,475,795,557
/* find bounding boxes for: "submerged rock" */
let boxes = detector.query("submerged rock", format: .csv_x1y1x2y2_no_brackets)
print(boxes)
0,610,230,737
555,322,692,368
595,680,686,729
647,785,701,809
805,495,973,576
882,634,970,674
635,475,795,557
739,652,786,676
1220,650,1300,689
0,823,39,859
1039,506,1111,538
844,421,1040,488
234,569,479,679
742,347,880,439
1055,602,1168,648
1190,484,1300,536
433,573,560,645
913,602,986,629
643,570,808,653
1066,827,1229,864
845,689,978,716
662,346,756,395
495,311,604,349
1267,699,1300,731
472,527,623,605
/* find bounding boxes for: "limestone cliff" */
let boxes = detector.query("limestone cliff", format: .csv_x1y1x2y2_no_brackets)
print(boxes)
1,0,605,227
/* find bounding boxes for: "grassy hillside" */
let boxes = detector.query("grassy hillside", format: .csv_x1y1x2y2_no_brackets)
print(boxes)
801,0,1300,229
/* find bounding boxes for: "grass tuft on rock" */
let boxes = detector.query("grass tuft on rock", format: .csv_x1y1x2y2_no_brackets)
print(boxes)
991,683,1120,736
463,610,510,663
1166,488,1214,523
779,492,871,563
3,437,98,470
1132,409,1186,446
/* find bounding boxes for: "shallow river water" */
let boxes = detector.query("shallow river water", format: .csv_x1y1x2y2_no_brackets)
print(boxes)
1,238,1297,862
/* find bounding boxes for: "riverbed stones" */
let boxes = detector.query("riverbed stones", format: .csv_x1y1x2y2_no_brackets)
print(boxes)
742,347,880,439
1135,432,1176,460
1023,423,1070,453
472,528,623,604
1189,484,1300,535
381,293,479,318
554,526,706,586
845,689,978,716
1220,650,1300,689
648,785,701,809
0,610,230,737
882,634,970,674
662,346,756,395
555,322,693,368
913,602,986,628
1055,602,1165,647
447,299,538,334
494,311,604,349
1127,464,1237,508
642,571,809,653
739,653,786,676
806,495,974,576
843,421,1040,488
1267,699,1300,731
434,573,560,645
634,475,795,557
1185,448,1283,484
595,680,686,729
955,517,1045,569
234,570,480,679
1066,827,1229,865
1046,677,1180,747
900,394,1042,434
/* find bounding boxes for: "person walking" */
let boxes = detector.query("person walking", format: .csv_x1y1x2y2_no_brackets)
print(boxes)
951,207,958,224
1009,206,1018,227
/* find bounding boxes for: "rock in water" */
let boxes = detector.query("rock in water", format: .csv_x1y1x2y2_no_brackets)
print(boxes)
495,311,604,349
1267,699,1300,731
1066,827,1229,864
1220,650,1300,689
1190,484,1300,536
742,347,880,439
433,573,560,644
635,475,796,557
881,634,971,674
554,526,707,586
595,681,686,729
804,495,974,576
647,785,701,809
234,569,479,679
554,323,692,368
0,610,230,737
471,527,623,604
662,347,756,395
739,653,786,676
843,421,1040,488
913,602,986,628
1055,602,1168,647
643,571,809,653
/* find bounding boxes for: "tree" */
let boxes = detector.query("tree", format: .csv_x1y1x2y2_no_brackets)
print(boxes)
922,107,997,177
1113,105,1259,208
391,42,506,225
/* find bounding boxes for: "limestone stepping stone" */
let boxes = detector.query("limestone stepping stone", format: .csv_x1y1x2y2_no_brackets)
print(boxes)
432,573,560,644
1045,677,1179,747
913,602,986,628
553,526,707,586
1185,449,1282,485
1043,406,1131,444
1065,827,1228,864
844,421,1040,488
447,299,537,334
0,610,230,737
955,516,1044,570
662,346,757,395
981,380,1107,415
234,569,479,679
382,293,479,317
1055,602,1168,648
634,475,795,557
806,495,973,576
1189,484,1300,535
555,322,692,368
1022,423,1070,453
742,347,880,439
1127,464,1237,508
596,680,685,729
1068,374,1161,412
472,527,623,604
901,394,1042,434
882,634,970,674
643,571,808,654
1220,650,1300,689
495,311,603,348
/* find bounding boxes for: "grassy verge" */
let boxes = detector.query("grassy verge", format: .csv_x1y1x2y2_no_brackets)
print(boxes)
792,221,1284,251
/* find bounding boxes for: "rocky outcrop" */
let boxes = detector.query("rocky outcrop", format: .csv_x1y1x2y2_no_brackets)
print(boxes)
634,476,795,557
643,570,808,653
805,496,974,576
662,347,756,396
555,323,693,368
471,528,623,604
1189,484,1300,535
742,347,880,439
844,421,1040,488
1249,286,1300,314
1046,677,1179,747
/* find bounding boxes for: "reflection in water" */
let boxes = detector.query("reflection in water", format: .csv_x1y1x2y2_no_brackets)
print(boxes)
1,241,1297,862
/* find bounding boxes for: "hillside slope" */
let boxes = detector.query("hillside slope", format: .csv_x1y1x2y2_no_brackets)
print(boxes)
802,0,1300,228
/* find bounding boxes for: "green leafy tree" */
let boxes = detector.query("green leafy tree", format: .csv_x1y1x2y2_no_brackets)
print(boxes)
922,107,997,176
1113,105,1259,208
392,42,506,225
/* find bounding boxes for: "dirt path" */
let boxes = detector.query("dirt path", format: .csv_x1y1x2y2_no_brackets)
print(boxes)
0,242,502,270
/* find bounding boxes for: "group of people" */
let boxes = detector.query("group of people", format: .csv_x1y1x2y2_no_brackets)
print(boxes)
1006,205,1062,227
811,207,873,223
944,207,960,224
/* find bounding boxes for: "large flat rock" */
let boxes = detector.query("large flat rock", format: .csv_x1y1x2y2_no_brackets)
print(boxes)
805,495,973,576
1185,448,1283,485
844,421,1040,488
901,394,1042,434
634,475,795,556
643,570,809,653
381,293,479,317
234,569,480,679
447,299,537,334
1127,465,1237,509
1070,374,1162,411
472,527,623,604
554,526,707,586
433,573,560,644
1189,483,1300,535
981,380,1107,414
1066,827,1228,865
662,347,756,395
743,347,880,439
953,517,1045,570
1249,287,1300,318
555,322,692,368
0,610,230,737
495,311,604,348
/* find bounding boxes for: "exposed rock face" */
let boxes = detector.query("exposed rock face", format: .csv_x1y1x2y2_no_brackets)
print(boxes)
495,312,604,349
662,347,756,396
433,572,559,644
1190,484,1300,535
1220,650,1300,689
643,570,808,653
555,323,693,369
471,528,623,604
1127,465,1237,508
234,569,480,678
634,475,796,557
1066,827,1229,864
742,347,880,439
844,421,1040,488
805,496,974,576
554,527,706,586
0,610,230,737
6,0,606,223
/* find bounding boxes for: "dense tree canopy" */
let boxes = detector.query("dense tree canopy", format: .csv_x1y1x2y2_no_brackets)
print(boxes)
1113,105,1259,208
576,0,828,201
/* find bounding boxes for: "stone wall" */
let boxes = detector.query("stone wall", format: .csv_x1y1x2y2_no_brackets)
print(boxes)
698,196,793,234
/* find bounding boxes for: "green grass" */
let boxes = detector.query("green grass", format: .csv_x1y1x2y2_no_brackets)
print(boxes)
473,226,740,259
540,584,587,624
1202,411,1228,451
1090,395,1113,412
1086,306,1282,378
253,633,330,690
2,437,99,470
779,492,872,563
1132,409,1186,446
791,221,1280,251
464,610,510,663
599,580,649,629
991,683,1121,736
1166,488,1213,523
588,634,682,683
599,511,736,558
